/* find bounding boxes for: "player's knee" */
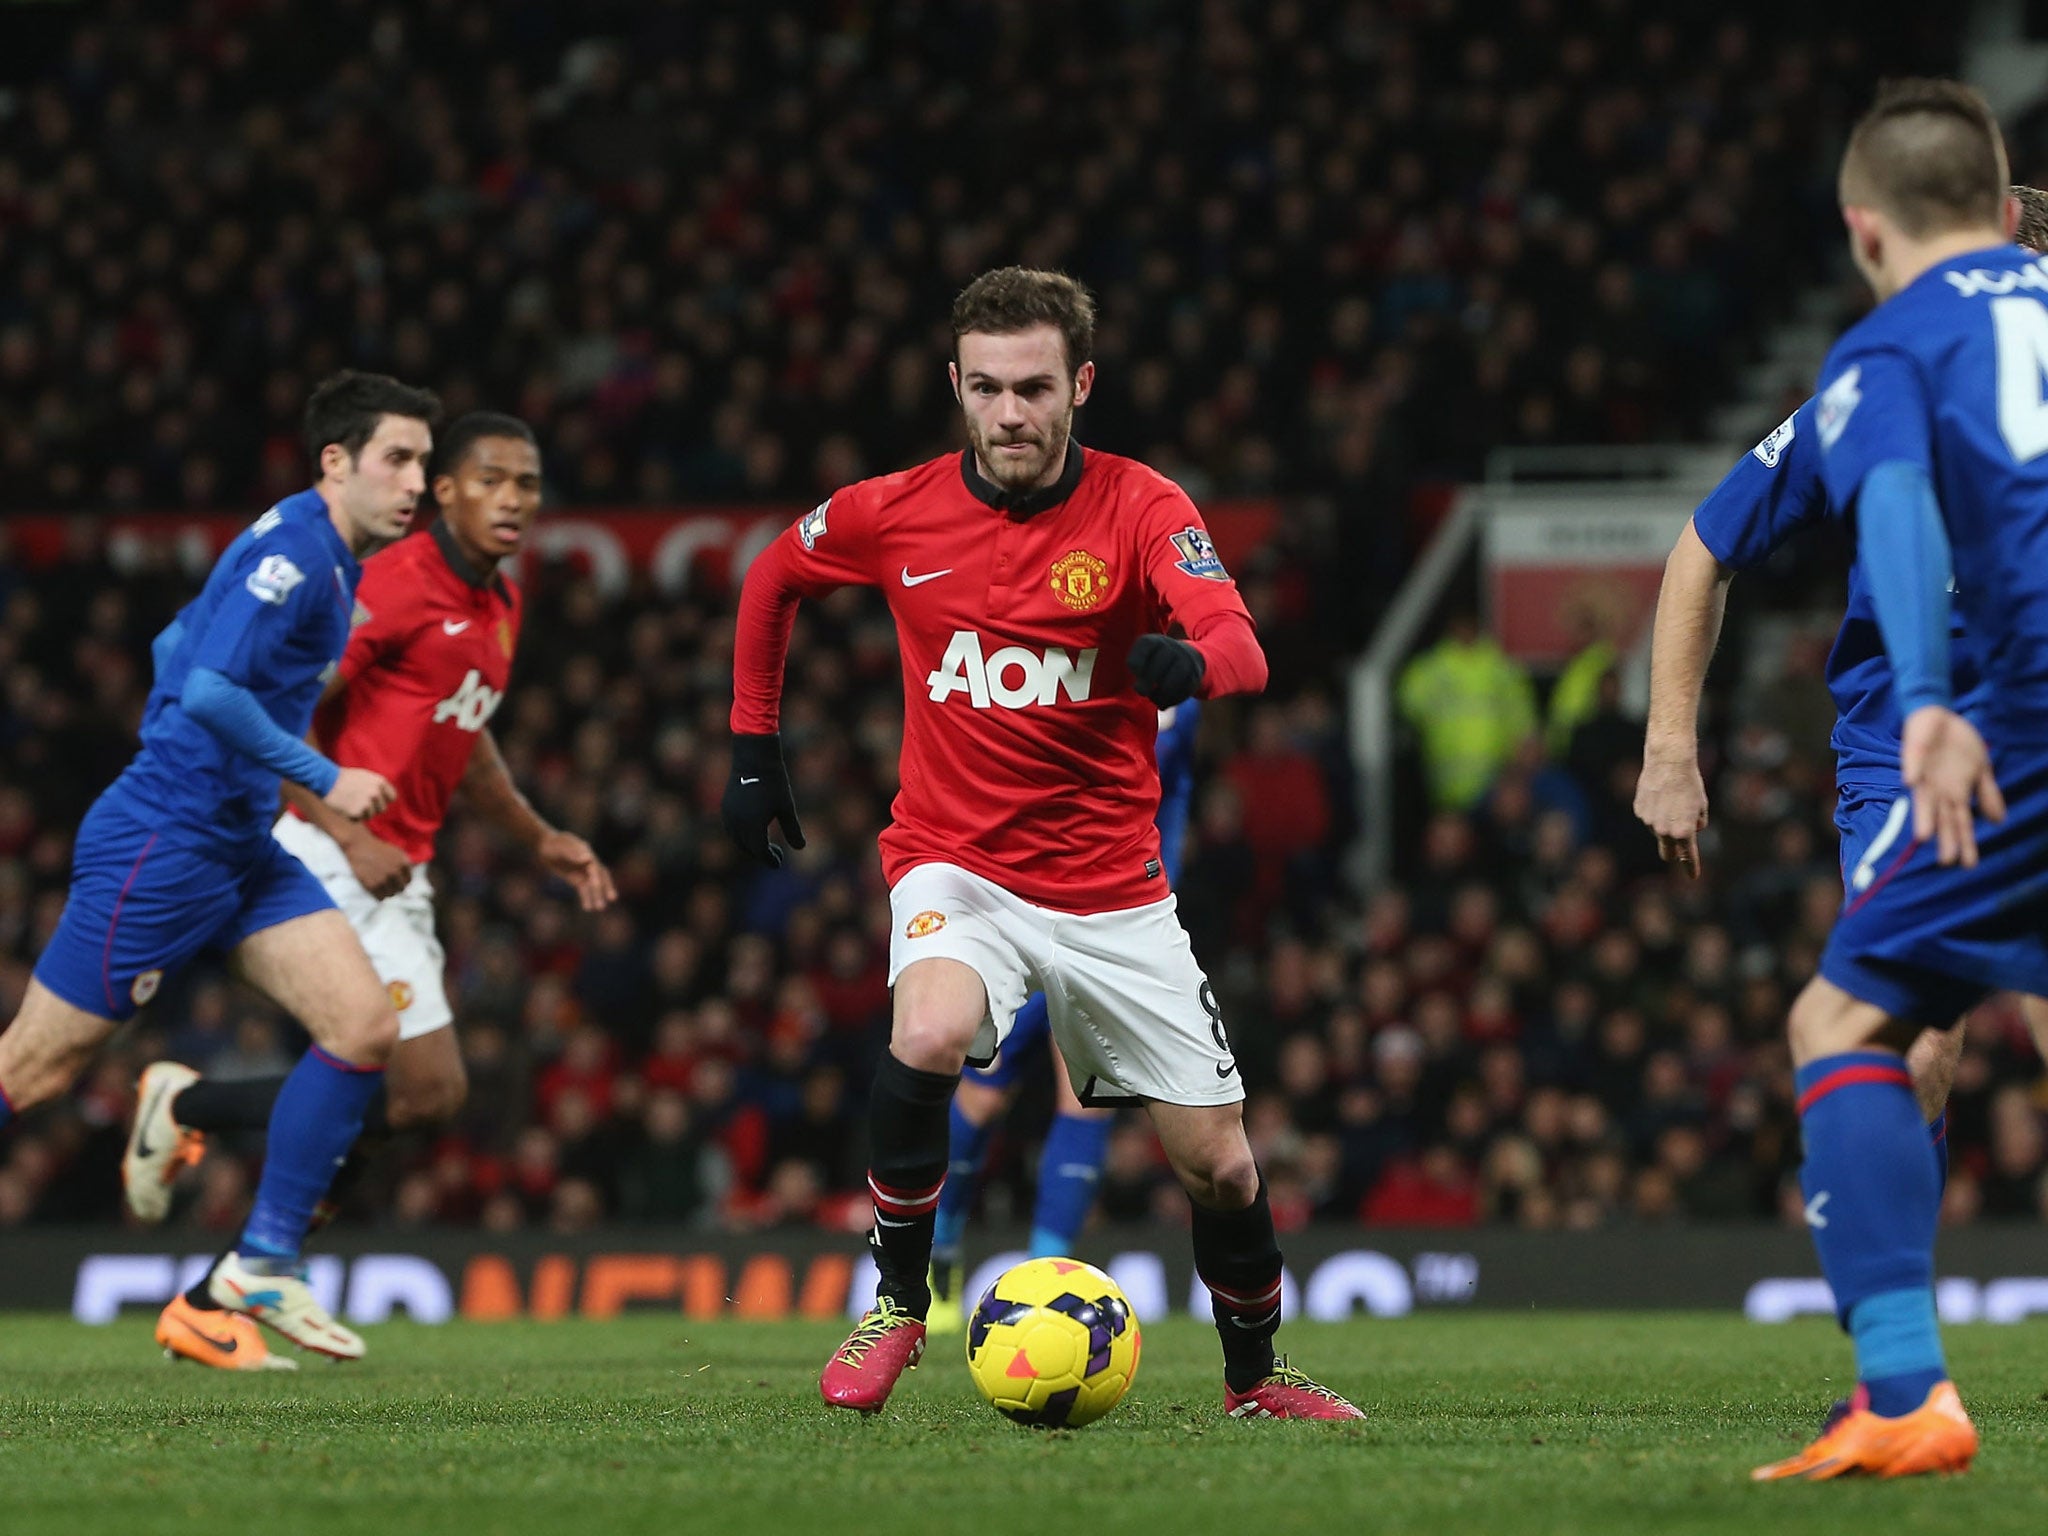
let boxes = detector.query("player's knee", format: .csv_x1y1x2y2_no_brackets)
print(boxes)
329,1006,400,1069
1176,1147,1260,1212
388,1059,466,1129
892,1008,979,1074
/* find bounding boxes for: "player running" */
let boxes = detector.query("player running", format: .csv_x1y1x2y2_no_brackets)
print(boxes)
725,267,1360,1420
1636,185,2048,1195
1747,80,2048,1482
0,370,437,1365
927,700,1200,1333
123,411,616,1370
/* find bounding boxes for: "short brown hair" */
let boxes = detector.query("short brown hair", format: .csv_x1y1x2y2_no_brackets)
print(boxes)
1841,79,2007,237
2015,185,2048,252
951,267,1096,374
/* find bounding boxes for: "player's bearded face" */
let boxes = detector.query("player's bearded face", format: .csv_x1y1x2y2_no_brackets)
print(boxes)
953,328,1094,493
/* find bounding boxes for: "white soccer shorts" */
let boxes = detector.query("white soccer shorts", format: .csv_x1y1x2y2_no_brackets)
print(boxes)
886,861,1242,1107
271,814,452,1041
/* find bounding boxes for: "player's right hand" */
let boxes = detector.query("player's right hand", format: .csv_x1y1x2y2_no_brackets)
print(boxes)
1633,748,1710,877
1902,705,2005,868
722,732,806,867
340,829,412,900
325,767,397,822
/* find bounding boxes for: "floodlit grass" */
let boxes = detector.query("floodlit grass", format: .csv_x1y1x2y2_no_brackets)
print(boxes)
3,1313,2046,1535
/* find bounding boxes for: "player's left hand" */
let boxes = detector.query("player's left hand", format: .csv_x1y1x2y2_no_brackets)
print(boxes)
1127,634,1206,707
1902,705,2006,868
538,830,617,912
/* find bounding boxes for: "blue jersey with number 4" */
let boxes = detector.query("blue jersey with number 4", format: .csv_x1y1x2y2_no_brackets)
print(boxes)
1692,400,1980,789
1814,245,2048,750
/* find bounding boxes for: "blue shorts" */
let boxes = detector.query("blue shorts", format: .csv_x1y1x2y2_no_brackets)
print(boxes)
1821,753,2048,1025
965,991,1051,1090
34,791,335,1020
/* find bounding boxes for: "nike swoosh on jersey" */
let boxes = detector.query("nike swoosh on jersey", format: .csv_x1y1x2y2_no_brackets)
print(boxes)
900,567,953,587
1216,1061,1237,1079
442,619,471,635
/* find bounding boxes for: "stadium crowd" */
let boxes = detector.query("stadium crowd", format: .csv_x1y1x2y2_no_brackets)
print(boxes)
6,0,2042,1239
2,0,1945,534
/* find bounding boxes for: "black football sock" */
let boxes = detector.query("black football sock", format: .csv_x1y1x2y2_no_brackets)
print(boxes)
183,1247,233,1310
1191,1176,1284,1392
171,1075,287,1133
175,1077,390,1138
864,1050,958,1319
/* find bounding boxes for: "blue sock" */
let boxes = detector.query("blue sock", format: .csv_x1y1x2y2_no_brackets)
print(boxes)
1795,1050,1946,1416
1929,1111,1949,1196
1028,1113,1112,1258
0,1076,14,1130
933,1098,993,1259
239,1047,384,1263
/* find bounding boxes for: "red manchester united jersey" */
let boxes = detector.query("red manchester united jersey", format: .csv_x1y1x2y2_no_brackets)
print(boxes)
301,519,523,863
732,445,1265,913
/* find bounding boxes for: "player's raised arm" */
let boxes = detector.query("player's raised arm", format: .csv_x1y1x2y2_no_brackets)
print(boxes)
725,491,878,865
1131,496,1267,706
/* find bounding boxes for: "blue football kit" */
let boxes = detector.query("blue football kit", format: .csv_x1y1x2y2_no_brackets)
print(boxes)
1811,246,2048,1023
1785,241,2048,1422
34,488,356,1018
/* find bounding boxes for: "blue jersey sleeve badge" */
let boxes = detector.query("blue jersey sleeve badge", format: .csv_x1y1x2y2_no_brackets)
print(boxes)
246,553,306,605
1752,412,1797,468
1170,526,1228,581
1817,364,1862,451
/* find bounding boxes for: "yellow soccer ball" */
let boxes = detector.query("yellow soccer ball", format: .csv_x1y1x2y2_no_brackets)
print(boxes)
963,1256,1141,1427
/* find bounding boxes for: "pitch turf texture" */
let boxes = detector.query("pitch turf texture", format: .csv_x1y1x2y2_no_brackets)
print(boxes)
4,1316,2048,1536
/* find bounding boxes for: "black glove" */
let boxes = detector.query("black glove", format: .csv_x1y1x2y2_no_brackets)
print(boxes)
722,732,807,867
1126,634,1206,707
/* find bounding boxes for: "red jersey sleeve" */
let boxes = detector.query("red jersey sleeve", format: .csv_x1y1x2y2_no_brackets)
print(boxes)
1137,488,1268,698
730,490,881,733
335,556,419,687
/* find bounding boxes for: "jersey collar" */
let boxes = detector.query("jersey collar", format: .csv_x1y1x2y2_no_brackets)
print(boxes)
959,439,1085,518
430,515,511,599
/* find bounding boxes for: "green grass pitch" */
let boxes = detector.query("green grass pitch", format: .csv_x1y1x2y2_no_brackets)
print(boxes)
3,1314,2048,1535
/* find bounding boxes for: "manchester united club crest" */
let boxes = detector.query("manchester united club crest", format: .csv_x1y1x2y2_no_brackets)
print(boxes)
904,910,948,939
388,980,415,1012
1049,549,1110,611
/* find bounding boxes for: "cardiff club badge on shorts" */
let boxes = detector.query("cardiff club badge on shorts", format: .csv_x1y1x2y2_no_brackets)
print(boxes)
904,911,948,940
1048,549,1110,612
129,969,163,1008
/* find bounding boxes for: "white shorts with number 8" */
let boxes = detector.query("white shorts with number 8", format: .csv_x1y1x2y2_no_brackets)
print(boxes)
886,861,1241,1107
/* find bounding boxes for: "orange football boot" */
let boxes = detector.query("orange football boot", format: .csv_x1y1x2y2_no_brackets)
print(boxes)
156,1293,298,1372
1752,1381,1976,1481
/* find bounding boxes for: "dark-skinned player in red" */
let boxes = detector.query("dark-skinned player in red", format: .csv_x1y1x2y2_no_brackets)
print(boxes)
125,411,617,1370
725,267,1361,1420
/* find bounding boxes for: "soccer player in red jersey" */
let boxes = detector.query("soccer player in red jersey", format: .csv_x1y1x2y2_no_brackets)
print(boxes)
124,412,616,1368
725,268,1361,1420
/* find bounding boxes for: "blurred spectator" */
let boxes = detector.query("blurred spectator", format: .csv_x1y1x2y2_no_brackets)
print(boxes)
1399,610,1538,810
